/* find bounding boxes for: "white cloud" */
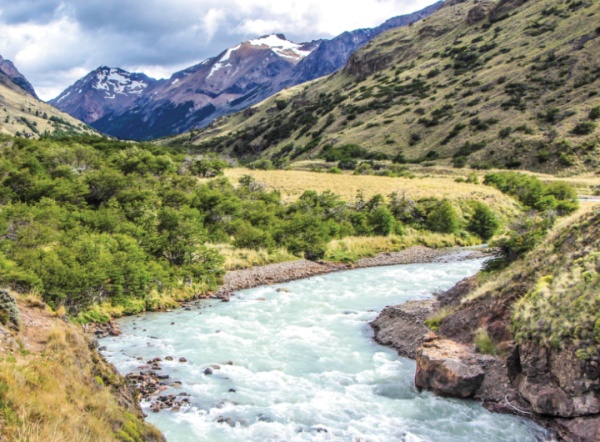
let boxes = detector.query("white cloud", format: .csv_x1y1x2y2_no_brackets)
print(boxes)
0,0,439,100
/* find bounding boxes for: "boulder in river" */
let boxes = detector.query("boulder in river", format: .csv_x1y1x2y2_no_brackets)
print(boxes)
371,300,436,359
415,337,485,398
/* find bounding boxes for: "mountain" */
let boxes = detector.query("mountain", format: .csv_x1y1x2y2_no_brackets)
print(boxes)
0,55,38,99
0,56,96,138
88,34,320,140
50,3,442,140
184,0,600,173
287,1,443,86
49,66,157,124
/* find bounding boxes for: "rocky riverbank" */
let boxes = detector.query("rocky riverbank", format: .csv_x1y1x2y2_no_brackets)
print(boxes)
216,246,492,300
371,275,600,442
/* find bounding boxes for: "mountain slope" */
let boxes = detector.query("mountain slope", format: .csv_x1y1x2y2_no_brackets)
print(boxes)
49,66,157,124
51,3,441,141
185,0,600,174
287,1,443,87
0,55,38,99
89,35,319,140
0,60,96,138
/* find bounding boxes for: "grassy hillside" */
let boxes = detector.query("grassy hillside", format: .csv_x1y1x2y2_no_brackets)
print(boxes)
0,74,95,138
0,293,164,441
180,0,600,174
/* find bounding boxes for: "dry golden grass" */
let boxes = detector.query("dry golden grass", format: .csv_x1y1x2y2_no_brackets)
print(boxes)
0,300,163,442
223,168,521,214
211,244,298,270
325,230,481,263
0,81,94,139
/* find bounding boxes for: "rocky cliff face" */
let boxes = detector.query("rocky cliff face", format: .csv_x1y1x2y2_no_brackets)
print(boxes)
50,3,442,140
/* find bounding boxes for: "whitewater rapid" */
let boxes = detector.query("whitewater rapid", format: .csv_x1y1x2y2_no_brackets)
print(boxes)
101,259,549,441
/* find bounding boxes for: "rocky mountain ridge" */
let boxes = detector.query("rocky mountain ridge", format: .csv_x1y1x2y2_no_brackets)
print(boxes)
50,3,442,140
0,55,38,99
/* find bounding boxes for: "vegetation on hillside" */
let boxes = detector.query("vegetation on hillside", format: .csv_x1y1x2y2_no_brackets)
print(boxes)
0,134,543,320
0,297,164,441
180,0,600,173
0,78,95,139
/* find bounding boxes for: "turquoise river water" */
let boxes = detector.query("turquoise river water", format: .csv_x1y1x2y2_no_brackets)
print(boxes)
101,258,550,441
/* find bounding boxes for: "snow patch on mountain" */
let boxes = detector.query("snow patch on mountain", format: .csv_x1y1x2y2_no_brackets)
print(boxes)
92,68,149,97
207,44,241,79
248,34,313,61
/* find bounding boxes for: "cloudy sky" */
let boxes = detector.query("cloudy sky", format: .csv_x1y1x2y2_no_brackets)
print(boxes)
0,0,438,100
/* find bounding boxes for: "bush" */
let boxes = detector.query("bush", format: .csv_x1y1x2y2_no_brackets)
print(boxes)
369,207,396,236
571,121,597,135
248,159,274,170
427,200,460,234
468,202,499,241
338,159,357,170
589,106,600,120
483,171,578,214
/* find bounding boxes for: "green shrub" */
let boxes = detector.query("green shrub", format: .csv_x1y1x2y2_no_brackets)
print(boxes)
571,121,597,135
427,200,460,234
468,202,499,241
589,106,600,120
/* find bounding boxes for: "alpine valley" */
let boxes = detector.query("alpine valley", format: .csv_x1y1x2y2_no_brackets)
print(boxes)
0,1,599,441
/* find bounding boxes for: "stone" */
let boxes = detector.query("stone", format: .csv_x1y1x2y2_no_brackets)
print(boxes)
370,300,436,359
204,367,213,375
415,338,485,398
516,342,600,417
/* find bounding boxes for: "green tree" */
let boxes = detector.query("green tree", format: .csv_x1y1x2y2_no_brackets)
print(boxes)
427,200,460,234
468,202,500,241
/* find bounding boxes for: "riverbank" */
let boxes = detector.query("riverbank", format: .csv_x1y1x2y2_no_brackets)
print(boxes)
370,215,600,442
0,291,165,441
216,245,492,299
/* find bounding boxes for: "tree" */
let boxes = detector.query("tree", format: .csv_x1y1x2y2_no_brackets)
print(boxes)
427,200,460,234
468,202,499,240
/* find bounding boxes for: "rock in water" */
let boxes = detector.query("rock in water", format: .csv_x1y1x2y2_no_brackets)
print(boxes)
415,337,485,398
370,300,436,359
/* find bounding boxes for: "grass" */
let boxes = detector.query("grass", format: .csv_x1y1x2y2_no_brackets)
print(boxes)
0,80,95,139
462,205,600,358
424,307,455,332
474,328,498,355
211,244,298,270
222,168,522,214
0,298,163,441
325,230,481,263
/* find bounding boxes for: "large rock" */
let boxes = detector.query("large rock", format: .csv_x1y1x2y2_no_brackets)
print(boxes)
370,300,436,359
415,337,486,398
516,343,600,417
552,415,600,442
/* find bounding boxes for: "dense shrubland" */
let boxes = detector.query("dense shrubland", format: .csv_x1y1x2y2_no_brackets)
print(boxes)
0,135,531,319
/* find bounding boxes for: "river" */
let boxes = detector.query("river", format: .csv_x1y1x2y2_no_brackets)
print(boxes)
101,258,550,441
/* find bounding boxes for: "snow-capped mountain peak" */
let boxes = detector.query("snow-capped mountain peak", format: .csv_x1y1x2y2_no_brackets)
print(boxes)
248,34,313,61
92,67,149,99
